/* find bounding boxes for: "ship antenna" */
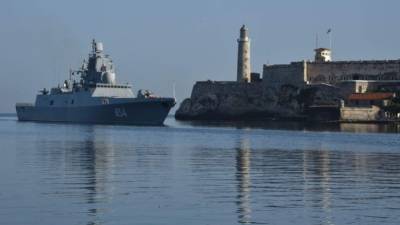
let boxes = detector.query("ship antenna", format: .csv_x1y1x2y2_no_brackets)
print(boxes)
173,82,176,101
92,39,96,53
69,67,73,83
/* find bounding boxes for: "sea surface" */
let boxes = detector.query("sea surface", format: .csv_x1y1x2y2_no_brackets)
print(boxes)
0,115,400,225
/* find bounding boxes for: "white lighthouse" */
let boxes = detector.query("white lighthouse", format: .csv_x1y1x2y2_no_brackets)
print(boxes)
237,25,251,83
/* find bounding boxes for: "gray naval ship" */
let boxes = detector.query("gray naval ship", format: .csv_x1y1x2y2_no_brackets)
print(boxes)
16,40,175,125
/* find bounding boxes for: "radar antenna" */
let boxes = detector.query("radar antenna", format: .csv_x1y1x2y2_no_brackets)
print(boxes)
173,82,176,101
92,39,96,53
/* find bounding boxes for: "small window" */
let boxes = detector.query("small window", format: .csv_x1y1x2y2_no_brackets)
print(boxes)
50,100,54,106
71,99,74,104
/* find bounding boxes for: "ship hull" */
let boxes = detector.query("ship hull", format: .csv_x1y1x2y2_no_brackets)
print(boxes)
16,99,175,126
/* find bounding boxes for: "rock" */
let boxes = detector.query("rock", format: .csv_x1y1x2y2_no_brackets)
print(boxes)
175,81,342,121
176,98,192,116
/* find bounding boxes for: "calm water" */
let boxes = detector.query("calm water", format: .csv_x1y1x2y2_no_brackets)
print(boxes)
0,115,400,225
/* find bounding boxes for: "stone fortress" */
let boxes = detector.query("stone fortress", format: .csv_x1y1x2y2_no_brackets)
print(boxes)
175,26,400,122
264,48,400,92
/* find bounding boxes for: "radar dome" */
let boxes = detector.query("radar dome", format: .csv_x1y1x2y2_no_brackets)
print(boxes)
95,42,104,52
102,72,116,85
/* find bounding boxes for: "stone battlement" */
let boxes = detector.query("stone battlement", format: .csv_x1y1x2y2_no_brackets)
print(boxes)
263,59,400,88
308,59,400,65
263,61,304,68
191,81,262,99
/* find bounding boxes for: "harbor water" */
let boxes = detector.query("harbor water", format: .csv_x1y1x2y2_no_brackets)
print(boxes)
0,115,400,225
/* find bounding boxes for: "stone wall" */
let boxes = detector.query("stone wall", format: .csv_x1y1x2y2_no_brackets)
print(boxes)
175,81,342,121
306,60,400,84
262,62,306,87
262,60,400,88
340,106,381,122
336,80,372,96
176,81,302,120
190,81,260,100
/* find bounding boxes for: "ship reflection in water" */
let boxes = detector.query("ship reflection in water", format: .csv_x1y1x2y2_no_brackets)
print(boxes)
0,116,400,225
34,126,116,225
75,127,115,225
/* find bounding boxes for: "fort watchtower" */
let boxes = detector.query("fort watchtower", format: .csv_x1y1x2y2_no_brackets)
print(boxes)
314,48,332,62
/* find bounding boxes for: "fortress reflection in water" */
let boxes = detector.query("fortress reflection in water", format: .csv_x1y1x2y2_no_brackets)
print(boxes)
233,133,400,224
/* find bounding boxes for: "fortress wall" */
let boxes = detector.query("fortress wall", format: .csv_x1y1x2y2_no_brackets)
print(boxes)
340,106,381,122
191,81,263,100
336,81,370,96
306,60,400,84
262,62,306,87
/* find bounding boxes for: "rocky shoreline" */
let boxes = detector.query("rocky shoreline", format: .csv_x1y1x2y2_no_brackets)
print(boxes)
175,81,342,122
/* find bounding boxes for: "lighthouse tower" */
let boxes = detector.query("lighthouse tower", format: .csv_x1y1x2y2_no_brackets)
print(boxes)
237,25,251,83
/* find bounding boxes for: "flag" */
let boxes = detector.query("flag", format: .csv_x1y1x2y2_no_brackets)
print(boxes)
327,28,332,34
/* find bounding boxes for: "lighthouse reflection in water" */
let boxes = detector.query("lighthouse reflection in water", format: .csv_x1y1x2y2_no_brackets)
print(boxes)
236,139,252,224
1,116,400,225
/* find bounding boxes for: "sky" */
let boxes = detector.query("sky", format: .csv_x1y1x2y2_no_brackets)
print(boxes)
1,0,400,112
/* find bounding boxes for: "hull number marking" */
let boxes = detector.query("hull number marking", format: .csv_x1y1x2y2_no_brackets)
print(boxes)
114,107,128,118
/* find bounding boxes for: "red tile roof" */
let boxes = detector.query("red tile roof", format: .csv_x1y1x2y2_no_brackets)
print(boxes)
348,92,396,101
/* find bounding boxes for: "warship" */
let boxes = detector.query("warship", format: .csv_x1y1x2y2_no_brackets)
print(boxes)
16,40,175,125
